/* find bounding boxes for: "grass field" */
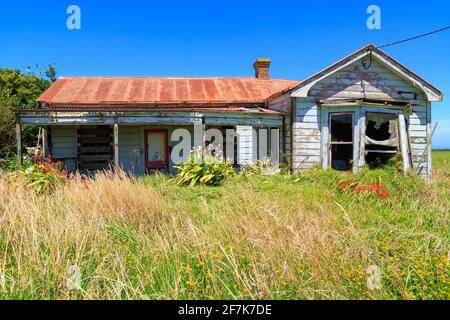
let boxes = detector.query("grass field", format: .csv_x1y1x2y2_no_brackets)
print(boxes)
0,151,448,299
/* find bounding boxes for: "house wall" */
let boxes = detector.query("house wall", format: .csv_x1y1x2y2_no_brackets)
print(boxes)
117,125,196,175
268,93,292,164
291,97,322,171
50,126,78,172
236,126,253,165
292,58,431,179
49,124,267,174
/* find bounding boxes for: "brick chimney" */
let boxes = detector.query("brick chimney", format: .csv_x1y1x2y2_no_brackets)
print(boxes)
253,58,271,79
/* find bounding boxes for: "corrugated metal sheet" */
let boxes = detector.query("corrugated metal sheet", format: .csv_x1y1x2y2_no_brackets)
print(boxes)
38,77,301,106
24,104,280,114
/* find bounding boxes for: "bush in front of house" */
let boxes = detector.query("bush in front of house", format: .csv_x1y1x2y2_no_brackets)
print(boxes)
9,146,68,194
175,147,236,186
243,159,280,176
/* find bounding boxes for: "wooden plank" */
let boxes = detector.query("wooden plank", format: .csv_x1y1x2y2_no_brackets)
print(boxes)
78,154,113,161
426,102,432,181
77,128,112,135
410,137,427,144
78,162,112,170
236,126,253,165
296,108,319,117
398,113,411,173
293,149,321,156
408,130,427,138
42,127,49,156
292,135,321,143
77,136,112,144
295,114,319,123
292,122,320,130
114,123,119,168
292,128,321,136
293,155,321,163
358,110,366,170
321,109,329,170
52,147,77,158
16,124,22,168
270,128,280,165
78,146,112,153
292,142,321,150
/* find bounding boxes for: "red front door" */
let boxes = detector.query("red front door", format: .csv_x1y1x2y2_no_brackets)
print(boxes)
144,129,169,174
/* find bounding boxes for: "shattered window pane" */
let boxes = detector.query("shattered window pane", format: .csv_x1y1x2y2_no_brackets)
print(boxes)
365,113,399,146
365,112,399,168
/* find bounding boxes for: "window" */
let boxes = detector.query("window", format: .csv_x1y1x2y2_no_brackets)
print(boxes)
364,112,399,168
329,113,354,171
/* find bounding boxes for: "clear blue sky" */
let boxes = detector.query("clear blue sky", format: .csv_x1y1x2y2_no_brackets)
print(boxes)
1,0,449,148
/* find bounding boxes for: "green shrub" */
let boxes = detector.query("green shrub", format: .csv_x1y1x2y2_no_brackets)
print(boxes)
0,152,19,171
9,147,68,194
175,153,236,186
243,159,278,176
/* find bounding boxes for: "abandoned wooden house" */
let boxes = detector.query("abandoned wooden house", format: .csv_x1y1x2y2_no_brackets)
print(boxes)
15,44,443,180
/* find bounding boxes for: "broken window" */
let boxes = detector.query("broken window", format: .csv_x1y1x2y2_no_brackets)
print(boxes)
329,113,353,171
77,126,113,172
365,112,399,168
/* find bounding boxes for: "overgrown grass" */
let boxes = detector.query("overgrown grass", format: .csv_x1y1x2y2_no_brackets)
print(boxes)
0,152,448,300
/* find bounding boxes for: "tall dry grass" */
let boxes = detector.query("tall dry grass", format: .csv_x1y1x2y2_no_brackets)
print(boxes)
0,168,448,299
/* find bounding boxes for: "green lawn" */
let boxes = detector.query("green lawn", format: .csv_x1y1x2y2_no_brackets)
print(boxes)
433,150,450,171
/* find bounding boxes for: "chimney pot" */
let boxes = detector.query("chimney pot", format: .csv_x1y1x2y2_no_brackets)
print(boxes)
253,58,271,79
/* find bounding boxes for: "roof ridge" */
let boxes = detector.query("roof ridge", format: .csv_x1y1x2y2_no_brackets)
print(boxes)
57,76,301,82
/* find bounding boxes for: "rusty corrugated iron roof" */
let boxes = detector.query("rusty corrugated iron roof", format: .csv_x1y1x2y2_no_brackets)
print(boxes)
38,77,301,106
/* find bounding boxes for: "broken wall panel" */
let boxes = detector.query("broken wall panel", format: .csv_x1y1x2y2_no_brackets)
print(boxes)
77,126,113,171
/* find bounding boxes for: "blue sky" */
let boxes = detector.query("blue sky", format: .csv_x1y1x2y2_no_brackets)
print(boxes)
1,0,449,148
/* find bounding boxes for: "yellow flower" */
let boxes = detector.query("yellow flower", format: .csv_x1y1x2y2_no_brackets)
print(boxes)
186,279,196,287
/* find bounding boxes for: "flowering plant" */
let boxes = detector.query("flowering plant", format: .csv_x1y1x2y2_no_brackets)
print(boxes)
11,146,68,194
337,177,399,200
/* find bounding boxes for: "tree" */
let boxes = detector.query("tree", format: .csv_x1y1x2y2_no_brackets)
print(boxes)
0,65,55,158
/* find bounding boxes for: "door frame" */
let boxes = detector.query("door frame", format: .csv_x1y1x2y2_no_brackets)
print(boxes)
328,112,354,171
321,107,361,171
144,129,169,173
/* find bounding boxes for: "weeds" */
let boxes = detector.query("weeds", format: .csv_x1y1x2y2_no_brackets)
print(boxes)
0,152,448,299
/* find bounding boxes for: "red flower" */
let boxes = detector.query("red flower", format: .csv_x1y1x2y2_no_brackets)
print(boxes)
377,191,391,198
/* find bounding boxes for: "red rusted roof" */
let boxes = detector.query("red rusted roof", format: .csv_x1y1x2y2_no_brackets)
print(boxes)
38,77,301,106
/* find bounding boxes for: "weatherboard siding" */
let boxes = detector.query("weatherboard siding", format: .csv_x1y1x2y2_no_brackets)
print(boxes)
303,57,431,179
268,93,292,164
50,126,78,171
308,59,427,102
408,100,429,180
118,126,142,175
291,97,322,171
236,126,253,166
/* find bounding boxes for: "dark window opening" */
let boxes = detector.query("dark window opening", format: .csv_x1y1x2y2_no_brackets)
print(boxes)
330,114,353,142
331,144,353,171
77,126,113,172
329,113,353,171
364,113,399,169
